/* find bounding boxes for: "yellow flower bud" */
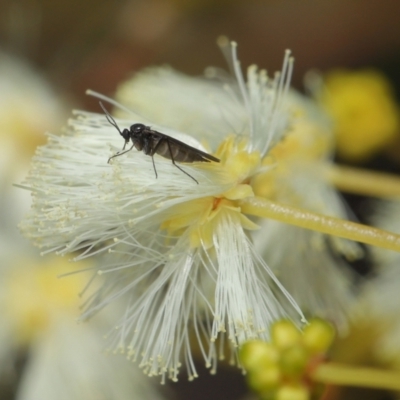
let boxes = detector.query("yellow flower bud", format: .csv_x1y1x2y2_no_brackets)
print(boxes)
280,344,309,377
303,318,335,354
271,320,302,350
247,365,281,392
240,341,280,372
275,383,309,400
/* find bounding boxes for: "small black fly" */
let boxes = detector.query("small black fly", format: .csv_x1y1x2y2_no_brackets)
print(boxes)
100,102,220,184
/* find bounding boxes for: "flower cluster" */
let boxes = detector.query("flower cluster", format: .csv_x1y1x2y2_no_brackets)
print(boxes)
240,318,335,400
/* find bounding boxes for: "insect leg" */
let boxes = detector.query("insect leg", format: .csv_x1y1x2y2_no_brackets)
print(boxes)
151,155,158,179
108,142,135,163
165,139,199,184
142,136,158,179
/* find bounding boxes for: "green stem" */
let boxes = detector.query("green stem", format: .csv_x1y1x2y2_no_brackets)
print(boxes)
239,196,400,252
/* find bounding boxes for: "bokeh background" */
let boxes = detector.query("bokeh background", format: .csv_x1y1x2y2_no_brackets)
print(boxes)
1,1,400,399
2,0,400,108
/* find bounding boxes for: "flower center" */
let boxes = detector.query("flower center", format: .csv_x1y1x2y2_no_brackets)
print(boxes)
161,136,262,248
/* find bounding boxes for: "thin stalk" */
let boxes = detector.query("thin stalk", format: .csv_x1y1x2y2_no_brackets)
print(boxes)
239,197,400,251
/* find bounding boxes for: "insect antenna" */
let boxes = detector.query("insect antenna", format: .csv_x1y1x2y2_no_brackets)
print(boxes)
99,102,123,135
99,102,134,163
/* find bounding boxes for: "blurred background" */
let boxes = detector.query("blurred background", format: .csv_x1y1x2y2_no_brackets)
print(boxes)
2,0,400,108
1,0,400,399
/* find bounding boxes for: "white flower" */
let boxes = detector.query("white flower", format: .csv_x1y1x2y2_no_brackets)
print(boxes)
21,40,307,381
21,39,390,381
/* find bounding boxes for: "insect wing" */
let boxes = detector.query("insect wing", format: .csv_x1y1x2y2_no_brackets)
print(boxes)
148,129,220,163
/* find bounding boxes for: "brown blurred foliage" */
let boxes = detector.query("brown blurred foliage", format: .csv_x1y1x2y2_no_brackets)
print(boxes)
1,0,400,110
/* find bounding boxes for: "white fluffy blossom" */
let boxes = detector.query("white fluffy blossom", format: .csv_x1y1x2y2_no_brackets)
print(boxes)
21,39,357,381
